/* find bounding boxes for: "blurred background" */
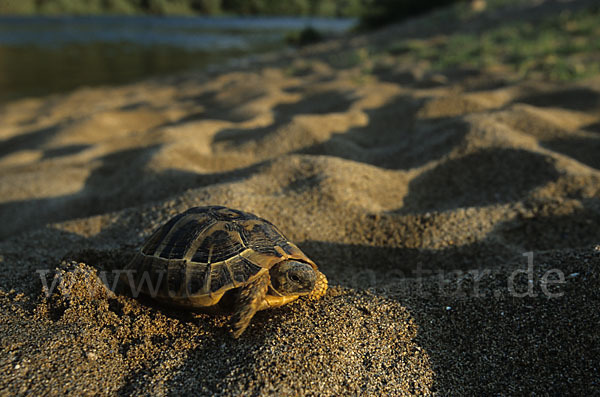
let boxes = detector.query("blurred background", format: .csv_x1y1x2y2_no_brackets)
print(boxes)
1,0,598,109
0,0,465,102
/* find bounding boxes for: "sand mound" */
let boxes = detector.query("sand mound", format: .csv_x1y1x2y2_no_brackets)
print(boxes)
1,5,600,395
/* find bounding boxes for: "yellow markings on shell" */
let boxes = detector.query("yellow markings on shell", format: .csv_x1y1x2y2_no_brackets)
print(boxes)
274,245,288,258
229,226,246,246
181,217,216,262
189,292,223,307
153,213,208,258
153,214,192,257
225,255,241,288
239,248,281,269
240,219,264,232
207,245,214,264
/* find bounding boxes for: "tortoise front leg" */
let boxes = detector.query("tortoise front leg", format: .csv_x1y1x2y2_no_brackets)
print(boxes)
231,272,269,338
262,294,299,309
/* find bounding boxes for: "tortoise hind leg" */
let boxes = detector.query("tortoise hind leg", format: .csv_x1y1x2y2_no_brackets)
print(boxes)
231,273,269,338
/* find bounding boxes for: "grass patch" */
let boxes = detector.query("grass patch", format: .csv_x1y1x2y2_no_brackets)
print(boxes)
0,0,364,16
387,5,600,81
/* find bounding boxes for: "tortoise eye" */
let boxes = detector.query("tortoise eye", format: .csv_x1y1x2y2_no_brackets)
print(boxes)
289,273,301,283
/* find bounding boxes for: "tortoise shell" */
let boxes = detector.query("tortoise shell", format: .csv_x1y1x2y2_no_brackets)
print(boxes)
123,205,317,308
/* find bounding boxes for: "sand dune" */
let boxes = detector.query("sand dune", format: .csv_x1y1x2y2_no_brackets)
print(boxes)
1,5,600,396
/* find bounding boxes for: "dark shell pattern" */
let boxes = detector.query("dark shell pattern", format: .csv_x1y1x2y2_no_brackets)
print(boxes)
125,206,313,305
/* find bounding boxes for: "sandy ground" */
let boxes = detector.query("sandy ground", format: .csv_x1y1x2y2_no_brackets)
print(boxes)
1,2,600,395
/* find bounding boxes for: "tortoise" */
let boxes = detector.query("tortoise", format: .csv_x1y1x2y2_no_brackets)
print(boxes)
122,205,327,338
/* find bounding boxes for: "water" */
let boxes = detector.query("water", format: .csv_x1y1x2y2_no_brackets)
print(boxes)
0,15,355,102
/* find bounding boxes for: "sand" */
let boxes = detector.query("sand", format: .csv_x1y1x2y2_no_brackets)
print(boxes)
1,1,600,395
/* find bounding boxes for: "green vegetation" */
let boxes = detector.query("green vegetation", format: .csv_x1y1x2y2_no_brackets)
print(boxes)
386,5,600,81
0,0,463,23
285,26,324,47
0,0,365,16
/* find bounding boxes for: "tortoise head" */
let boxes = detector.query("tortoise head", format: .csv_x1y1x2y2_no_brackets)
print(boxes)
269,260,316,296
